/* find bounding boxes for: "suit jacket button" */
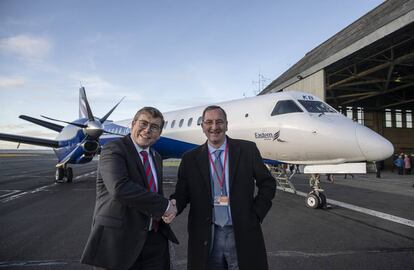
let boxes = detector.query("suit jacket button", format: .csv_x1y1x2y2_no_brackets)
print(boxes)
203,241,208,246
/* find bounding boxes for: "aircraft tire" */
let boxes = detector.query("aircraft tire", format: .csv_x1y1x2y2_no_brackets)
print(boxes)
66,167,73,183
318,192,327,208
55,167,64,182
306,193,319,209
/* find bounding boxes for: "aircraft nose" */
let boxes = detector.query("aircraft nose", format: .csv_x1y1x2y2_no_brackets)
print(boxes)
355,124,394,161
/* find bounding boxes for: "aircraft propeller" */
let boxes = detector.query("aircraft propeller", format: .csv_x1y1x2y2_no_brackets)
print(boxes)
41,94,125,139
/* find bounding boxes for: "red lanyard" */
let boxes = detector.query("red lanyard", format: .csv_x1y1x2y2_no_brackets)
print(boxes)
208,144,228,191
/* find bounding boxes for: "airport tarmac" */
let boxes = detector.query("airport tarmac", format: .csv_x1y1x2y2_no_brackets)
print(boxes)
0,151,413,270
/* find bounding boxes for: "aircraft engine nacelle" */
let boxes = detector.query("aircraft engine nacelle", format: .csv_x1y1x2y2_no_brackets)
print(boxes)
82,140,100,154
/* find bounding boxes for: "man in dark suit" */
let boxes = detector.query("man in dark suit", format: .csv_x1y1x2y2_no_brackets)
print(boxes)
172,105,276,270
81,107,178,270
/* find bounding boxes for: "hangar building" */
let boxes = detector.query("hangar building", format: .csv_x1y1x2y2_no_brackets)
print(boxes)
260,0,414,166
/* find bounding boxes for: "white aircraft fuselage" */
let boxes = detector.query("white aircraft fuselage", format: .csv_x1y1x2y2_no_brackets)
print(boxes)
114,91,394,165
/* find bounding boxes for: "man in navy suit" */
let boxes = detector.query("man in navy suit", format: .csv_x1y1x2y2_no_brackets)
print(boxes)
81,107,178,270
172,105,276,270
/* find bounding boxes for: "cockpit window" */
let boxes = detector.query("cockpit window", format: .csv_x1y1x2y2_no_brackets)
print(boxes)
271,100,303,116
297,100,336,113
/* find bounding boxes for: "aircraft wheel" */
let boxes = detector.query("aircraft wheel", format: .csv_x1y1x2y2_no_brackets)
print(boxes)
66,167,73,183
306,193,319,209
55,167,64,182
318,192,327,208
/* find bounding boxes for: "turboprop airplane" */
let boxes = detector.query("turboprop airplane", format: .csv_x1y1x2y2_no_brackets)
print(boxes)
0,88,394,208
149,91,393,208
0,87,125,182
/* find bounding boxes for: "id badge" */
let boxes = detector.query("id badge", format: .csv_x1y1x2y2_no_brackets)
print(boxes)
214,196,229,206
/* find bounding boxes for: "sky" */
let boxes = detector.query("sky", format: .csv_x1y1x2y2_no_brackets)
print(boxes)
0,0,384,148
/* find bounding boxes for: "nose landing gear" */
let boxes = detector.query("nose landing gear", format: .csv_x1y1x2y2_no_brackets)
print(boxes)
305,174,327,209
55,165,73,183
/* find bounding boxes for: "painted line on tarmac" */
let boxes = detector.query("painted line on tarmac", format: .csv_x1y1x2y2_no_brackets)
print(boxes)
74,170,96,180
0,184,56,203
267,247,414,257
0,260,70,267
0,190,21,198
0,171,96,203
278,186,414,228
0,153,40,157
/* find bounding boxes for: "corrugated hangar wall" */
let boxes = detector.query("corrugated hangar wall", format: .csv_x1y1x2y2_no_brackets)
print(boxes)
284,70,325,100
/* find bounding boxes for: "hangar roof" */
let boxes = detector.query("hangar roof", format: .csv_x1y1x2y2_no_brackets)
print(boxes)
261,0,414,111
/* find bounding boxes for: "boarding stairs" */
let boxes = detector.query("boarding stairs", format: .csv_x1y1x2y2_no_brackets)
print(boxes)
267,164,297,194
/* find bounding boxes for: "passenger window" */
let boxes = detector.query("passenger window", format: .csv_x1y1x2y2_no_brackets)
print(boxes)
171,120,176,128
197,116,202,125
179,119,184,128
164,121,168,129
271,100,303,116
188,117,193,127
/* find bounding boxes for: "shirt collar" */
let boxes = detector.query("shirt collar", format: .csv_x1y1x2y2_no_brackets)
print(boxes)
130,134,150,155
207,138,227,154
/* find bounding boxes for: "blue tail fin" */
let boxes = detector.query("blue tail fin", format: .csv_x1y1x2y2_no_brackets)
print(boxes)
79,87,88,119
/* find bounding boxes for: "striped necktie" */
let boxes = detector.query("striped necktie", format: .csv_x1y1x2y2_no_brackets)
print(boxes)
140,150,159,231
140,151,157,193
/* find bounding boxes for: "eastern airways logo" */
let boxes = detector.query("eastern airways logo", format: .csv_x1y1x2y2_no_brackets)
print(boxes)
254,130,286,142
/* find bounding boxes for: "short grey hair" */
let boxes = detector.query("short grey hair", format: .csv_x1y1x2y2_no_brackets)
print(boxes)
133,107,165,129
202,105,227,122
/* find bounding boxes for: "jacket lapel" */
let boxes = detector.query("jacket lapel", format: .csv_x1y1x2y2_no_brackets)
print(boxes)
196,142,212,198
228,137,240,191
122,135,148,188
150,149,164,195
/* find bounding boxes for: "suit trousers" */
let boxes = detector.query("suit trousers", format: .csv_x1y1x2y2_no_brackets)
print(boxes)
130,230,170,270
207,225,239,270
94,230,170,270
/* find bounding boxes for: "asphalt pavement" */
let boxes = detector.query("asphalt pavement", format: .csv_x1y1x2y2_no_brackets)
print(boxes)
0,151,413,270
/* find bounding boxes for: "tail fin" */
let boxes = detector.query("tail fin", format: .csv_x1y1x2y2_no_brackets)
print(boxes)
79,86,88,118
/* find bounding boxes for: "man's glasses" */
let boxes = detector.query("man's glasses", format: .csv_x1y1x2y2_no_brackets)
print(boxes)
137,120,161,133
202,120,225,126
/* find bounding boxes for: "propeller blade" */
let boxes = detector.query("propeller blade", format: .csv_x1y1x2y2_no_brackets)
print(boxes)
79,87,95,121
100,97,125,123
103,130,125,136
41,115,88,128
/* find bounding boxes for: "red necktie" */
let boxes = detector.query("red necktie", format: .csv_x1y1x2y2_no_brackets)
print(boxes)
140,150,159,231
140,151,157,193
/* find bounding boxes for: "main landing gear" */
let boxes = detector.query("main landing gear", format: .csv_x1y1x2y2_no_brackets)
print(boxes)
305,174,327,209
55,165,73,183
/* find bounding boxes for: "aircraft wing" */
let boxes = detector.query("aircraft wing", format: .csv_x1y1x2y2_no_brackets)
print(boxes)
0,133,59,148
19,115,63,132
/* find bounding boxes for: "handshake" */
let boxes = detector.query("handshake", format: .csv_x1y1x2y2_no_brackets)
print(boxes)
162,199,177,224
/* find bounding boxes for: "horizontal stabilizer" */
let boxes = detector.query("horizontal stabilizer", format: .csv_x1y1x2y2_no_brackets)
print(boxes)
19,115,64,132
0,133,59,148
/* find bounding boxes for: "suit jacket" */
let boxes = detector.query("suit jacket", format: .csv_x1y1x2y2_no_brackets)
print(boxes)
173,137,276,270
81,135,178,270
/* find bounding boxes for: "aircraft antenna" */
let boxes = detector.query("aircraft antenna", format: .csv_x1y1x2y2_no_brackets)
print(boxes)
252,72,270,96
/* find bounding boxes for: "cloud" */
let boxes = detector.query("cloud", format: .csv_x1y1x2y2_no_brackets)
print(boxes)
0,34,52,62
0,76,25,88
